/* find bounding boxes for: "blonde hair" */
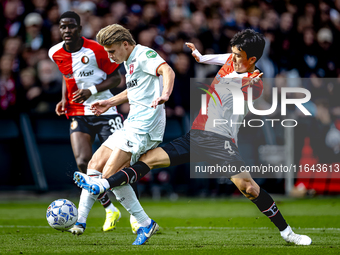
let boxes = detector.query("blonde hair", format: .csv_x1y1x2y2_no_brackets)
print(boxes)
96,24,136,46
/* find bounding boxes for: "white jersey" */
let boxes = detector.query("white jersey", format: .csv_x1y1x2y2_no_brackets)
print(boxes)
192,51,263,145
48,37,119,116
123,44,166,141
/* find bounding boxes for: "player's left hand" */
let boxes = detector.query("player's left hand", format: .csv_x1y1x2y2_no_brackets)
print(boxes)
72,89,91,103
151,95,169,108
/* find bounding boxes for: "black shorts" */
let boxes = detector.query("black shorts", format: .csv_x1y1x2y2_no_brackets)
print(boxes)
69,114,124,143
161,129,245,170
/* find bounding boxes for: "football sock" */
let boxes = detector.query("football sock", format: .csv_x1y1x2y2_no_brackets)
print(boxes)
112,184,150,224
131,182,140,200
78,215,87,224
78,188,98,224
98,193,111,208
88,169,118,211
98,192,118,213
106,161,150,188
77,169,103,223
139,218,152,227
251,188,288,231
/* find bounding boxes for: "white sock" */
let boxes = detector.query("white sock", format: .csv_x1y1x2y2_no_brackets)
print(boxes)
78,216,87,224
87,169,118,211
105,203,119,213
78,188,98,223
76,169,103,223
102,179,110,190
280,225,292,238
139,218,152,227
112,184,150,224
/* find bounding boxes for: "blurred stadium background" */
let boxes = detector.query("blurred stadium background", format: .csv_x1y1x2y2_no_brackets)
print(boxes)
0,0,340,198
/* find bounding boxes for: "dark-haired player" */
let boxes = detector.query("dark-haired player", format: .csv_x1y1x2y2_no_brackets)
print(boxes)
49,11,138,234
74,29,312,245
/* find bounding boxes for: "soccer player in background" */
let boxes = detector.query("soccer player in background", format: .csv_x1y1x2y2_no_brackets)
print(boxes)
73,24,175,245
48,11,132,233
75,29,312,245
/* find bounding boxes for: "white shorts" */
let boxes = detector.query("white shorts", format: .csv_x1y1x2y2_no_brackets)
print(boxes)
102,127,161,165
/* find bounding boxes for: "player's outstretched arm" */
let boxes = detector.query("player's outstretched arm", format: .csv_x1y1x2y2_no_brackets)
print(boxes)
90,89,128,116
185,42,200,62
185,42,229,66
72,69,122,104
151,63,175,108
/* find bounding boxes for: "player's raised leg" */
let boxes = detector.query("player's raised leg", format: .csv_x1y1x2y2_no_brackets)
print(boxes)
76,147,170,194
74,145,160,244
230,170,312,245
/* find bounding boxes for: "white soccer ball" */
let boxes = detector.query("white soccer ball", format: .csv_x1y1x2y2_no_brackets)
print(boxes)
46,199,78,231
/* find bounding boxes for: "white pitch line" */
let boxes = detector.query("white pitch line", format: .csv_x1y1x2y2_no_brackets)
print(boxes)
1,226,340,231
174,226,340,231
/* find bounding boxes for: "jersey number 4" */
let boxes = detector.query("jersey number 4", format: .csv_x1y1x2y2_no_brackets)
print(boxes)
224,141,236,155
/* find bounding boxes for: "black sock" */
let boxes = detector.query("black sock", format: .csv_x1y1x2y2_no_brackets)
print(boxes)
130,182,139,199
98,193,111,208
106,161,151,188
251,188,288,231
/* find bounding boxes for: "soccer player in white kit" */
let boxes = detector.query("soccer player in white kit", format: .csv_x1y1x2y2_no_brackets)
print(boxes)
75,29,312,246
73,24,175,245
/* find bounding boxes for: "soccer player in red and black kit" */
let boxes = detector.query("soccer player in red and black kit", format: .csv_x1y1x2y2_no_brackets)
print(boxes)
74,29,312,245
49,11,138,234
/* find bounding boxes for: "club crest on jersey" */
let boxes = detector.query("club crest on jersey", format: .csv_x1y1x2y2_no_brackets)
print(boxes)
129,63,134,74
81,56,89,64
71,118,78,130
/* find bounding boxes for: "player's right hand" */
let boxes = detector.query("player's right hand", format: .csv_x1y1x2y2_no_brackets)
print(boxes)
90,100,111,116
151,94,169,108
249,70,263,85
185,42,200,62
55,100,66,116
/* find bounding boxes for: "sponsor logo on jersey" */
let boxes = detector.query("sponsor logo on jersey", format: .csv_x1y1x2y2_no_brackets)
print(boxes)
146,50,157,58
71,118,78,130
78,70,94,77
81,56,89,64
129,63,134,75
126,79,138,89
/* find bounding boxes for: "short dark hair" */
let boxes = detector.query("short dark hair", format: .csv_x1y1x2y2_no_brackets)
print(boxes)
230,29,265,63
59,11,81,26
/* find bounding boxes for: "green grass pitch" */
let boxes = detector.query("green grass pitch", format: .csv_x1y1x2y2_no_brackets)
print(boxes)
0,196,339,254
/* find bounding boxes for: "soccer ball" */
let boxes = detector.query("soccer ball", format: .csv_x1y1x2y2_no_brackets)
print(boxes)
46,199,78,231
